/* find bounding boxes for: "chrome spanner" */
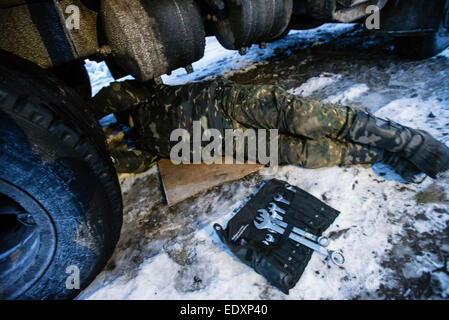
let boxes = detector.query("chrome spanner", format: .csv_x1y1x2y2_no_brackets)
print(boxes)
274,193,290,205
254,210,344,266
284,184,297,193
268,202,286,214
255,210,285,234
263,209,330,247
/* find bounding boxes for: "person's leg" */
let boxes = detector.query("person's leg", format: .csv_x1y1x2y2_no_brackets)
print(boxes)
276,134,422,182
217,81,356,140
216,81,448,178
347,110,449,178
277,134,384,168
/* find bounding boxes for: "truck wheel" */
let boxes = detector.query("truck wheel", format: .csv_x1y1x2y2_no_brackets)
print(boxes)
395,1,449,59
213,0,293,50
0,51,123,300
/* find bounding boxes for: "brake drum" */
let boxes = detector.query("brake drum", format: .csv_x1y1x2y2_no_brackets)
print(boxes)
213,0,293,50
102,0,205,81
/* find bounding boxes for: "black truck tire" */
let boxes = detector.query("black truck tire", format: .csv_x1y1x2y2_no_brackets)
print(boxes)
213,0,293,50
395,1,449,59
0,51,123,300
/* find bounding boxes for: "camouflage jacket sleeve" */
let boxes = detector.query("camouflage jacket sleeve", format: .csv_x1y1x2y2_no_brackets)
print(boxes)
88,80,155,120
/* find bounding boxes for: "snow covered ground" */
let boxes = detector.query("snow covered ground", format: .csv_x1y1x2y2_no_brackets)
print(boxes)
80,24,449,300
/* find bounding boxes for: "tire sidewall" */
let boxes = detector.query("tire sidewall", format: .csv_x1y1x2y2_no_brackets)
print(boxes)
0,52,122,300
0,110,110,299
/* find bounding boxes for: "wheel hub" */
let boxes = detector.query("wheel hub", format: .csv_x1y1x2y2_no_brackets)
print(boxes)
0,178,56,299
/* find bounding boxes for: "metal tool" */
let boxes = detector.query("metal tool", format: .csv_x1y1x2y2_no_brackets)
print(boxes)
263,209,330,247
284,184,296,193
254,210,285,235
268,202,286,214
293,227,330,247
268,201,309,236
289,232,345,266
274,193,290,205
254,210,344,266
262,233,276,246
264,208,284,222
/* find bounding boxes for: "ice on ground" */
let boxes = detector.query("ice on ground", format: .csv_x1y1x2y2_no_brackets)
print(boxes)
323,84,370,104
288,73,341,97
439,47,449,59
81,23,449,300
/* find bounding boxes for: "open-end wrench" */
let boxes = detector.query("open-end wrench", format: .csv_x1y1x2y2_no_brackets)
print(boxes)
254,210,286,235
284,184,297,193
265,208,284,222
274,193,290,205
268,200,307,228
264,209,330,247
268,202,286,214
254,210,344,266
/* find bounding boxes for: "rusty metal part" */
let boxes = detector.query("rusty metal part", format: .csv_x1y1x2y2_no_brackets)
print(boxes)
212,0,293,50
376,0,447,35
0,0,100,69
101,0,205,82
57,0,99,59
307,0,387,23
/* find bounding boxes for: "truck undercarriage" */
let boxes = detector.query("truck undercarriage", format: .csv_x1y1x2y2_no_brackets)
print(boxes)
1,0,448,84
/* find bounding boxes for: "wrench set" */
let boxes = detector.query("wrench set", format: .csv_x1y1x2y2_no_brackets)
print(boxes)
214,179,343,294
254,184,345,266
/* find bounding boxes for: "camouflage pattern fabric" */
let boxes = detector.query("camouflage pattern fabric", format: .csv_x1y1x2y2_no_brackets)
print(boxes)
90,79,386,173
347,109,449,178
218,82,357,140
276,135,386,169
109,149,159,174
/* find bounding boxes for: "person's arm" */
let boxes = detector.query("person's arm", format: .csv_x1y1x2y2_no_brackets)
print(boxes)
88,80,154,120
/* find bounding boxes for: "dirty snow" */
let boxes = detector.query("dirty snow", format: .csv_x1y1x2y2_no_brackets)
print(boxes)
81,24,449,300
288,73,342,97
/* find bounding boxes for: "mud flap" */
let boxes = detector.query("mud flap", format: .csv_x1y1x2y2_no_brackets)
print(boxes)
214,179,340,294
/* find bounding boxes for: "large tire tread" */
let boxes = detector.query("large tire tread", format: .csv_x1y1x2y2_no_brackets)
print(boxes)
0,50,123,299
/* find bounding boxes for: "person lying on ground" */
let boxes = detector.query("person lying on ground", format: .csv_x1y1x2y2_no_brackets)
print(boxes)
88,79,449,183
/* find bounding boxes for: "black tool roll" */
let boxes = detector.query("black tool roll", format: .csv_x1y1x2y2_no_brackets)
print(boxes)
214,179,340,294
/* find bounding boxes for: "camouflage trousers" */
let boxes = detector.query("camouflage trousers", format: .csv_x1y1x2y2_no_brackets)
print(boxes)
90,79,387,173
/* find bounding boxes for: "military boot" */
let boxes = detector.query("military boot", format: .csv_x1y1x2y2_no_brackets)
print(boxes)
347,110,449,178
381,152,426,184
